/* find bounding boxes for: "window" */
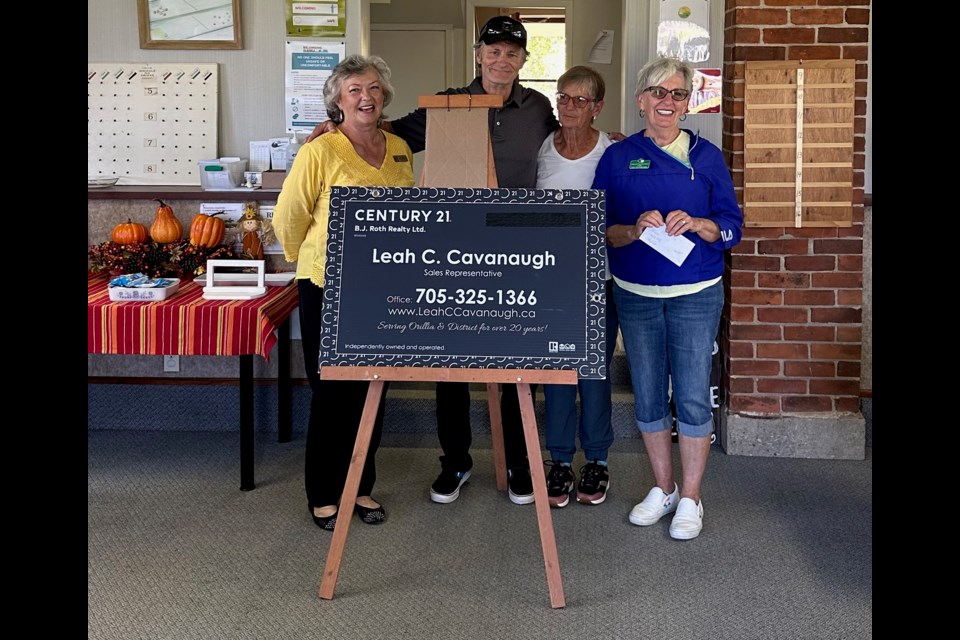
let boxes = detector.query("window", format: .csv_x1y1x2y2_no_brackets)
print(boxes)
520,20,566,113
469,2,573,112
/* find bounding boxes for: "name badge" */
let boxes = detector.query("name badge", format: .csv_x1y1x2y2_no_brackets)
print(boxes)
629,159,651,170
393,155,409,163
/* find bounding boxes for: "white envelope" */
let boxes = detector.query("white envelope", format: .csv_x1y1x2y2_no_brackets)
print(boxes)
638,225,695,267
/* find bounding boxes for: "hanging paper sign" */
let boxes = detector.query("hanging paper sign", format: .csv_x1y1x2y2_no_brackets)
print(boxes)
657,0,711,62
286,1,346,38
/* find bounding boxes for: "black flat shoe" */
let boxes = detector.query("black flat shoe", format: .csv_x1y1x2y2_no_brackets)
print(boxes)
354,503,386,525
309,505,338,531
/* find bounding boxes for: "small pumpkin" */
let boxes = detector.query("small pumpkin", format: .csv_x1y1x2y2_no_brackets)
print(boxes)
150,199,183,243
189,210,226,247
111,219,148,245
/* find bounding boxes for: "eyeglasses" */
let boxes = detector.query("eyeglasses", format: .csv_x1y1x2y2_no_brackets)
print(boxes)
644,86,690,101
478,17,527,46
484,25,526,40
556,92,594,109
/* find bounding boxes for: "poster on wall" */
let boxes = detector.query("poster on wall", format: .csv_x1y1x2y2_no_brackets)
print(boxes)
688,68,721,114
657,0,711,62
285,1,346,38
285,41,345,132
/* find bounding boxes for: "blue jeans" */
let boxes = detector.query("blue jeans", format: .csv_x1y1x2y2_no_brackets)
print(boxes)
543,280,618,464
613,280,722,438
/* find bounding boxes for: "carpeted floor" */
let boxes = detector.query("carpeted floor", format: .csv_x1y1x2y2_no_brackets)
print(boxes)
88,430,872,640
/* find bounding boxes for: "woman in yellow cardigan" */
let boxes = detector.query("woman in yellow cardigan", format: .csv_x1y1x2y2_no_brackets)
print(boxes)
273,55,414,530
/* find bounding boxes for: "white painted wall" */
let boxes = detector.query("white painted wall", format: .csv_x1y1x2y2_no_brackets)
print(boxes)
88,0,625,156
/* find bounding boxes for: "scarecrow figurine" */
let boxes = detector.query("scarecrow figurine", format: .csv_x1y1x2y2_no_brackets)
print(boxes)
239,203,265,260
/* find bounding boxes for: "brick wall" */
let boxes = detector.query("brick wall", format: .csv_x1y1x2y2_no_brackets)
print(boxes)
721,0,870,417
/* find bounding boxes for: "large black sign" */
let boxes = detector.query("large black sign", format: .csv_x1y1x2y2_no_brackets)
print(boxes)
319,187,607,379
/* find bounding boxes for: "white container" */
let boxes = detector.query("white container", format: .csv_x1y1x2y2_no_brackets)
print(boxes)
285,131,308,171
108,279,181,302
203,260,267,300
198,158,248,190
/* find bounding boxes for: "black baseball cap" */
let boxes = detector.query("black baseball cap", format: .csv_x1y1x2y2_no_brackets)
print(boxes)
476,16,527,49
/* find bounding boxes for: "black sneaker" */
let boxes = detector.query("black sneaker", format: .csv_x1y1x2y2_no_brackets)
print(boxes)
507,467,535,505
545,462,576,509
430,468,471,504
576,461,610,505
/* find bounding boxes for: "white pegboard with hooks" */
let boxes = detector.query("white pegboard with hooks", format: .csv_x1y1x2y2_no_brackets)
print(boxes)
87,62,218,186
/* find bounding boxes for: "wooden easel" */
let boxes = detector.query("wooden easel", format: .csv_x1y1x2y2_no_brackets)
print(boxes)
318,95,574,608
318,368,574,608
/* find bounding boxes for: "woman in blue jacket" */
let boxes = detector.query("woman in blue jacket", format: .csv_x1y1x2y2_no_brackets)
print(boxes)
592,57,742,540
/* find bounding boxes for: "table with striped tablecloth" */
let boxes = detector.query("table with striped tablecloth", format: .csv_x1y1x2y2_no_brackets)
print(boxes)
87,273,300,490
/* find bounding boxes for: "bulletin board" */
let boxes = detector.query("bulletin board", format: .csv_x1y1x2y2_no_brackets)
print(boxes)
87,62,219,186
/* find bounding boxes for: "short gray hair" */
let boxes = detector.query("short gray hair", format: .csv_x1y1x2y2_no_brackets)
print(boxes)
635,57,694,97
558,65,605,101
323,55,395,123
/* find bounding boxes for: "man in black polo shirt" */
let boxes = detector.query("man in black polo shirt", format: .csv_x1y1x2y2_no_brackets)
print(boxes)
387,18,557,189
308,16,559,506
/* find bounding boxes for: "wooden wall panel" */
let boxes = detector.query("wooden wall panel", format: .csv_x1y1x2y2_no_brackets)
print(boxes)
743,60,855,228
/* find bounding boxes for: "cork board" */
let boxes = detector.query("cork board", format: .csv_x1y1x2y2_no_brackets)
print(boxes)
87,62,218,186
743,60,855,227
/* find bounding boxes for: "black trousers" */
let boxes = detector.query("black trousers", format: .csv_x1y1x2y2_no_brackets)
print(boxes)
435,381,532,473
299,279,387,507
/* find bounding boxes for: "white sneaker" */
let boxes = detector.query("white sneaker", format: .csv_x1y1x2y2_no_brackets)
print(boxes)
669,497,704,540
628,483,679,526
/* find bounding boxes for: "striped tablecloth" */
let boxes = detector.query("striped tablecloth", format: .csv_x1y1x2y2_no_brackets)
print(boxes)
88,273,299,361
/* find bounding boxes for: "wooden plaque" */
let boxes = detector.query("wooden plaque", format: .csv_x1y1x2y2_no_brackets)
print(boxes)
743,60,856,228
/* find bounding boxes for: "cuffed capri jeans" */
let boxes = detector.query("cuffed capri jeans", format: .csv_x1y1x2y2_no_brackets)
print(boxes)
613,280,723,438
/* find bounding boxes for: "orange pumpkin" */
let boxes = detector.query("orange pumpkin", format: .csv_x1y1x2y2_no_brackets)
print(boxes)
150,199,183,243
189,211,226,247
111,219,148,245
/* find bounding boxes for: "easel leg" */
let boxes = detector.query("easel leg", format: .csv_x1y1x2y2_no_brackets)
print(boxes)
486,383,507,491
318,379,385,600
516,383,566,608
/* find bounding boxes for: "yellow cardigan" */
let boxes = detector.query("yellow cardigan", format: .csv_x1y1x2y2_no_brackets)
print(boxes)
273,129,415,286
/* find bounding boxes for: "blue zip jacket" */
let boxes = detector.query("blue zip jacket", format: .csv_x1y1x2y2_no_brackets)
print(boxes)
592,129,742,287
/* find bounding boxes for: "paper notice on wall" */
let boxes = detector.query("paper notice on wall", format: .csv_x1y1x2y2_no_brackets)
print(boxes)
658,0,711,63
285,40,345,132
286,0,345,37
588,30,614,65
